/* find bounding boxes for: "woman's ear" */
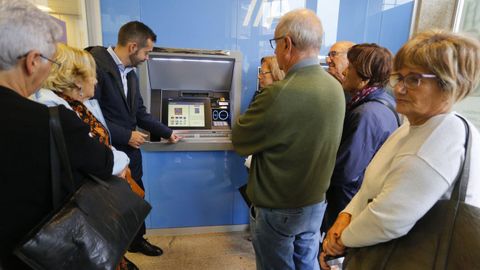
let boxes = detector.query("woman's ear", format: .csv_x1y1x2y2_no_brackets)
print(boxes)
73,78,83,90
359,79,370,89
24,50,41,76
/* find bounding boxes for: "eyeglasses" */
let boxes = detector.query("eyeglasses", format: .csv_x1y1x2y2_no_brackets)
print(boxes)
269,35,296,50
269,36,285,49
17,52,61,67
389,73,437,89
327,51,347,58
39,54,61,67
259,69,272,75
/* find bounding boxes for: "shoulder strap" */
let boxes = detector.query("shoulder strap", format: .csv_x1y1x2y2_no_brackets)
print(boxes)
450,115,472,202
48,106,76,209
369,98,401,127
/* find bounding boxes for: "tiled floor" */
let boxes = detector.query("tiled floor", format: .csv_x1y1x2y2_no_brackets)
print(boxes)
126,231,256,270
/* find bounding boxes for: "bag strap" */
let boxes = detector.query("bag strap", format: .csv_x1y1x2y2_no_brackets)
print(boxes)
450,114,472,202
433,114,471,270
368,98,401,127
48,106,76,209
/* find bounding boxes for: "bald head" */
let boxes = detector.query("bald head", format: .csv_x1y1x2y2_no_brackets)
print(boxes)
327,41,355,83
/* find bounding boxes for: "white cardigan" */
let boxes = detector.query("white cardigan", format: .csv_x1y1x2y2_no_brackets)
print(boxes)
32,89,130,176
341,112,480,247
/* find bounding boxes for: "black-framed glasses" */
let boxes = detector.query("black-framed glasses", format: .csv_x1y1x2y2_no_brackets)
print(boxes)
269,35,285,49
269,35,296,50
327,51,347,58
389,73,437,89
17,52,61,67
259,69,272,75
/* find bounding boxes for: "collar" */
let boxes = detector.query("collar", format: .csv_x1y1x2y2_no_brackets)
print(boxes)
107,46,133,73
287,57,319,75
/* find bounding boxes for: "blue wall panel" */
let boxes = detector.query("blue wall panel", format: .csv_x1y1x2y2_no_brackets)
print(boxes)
379,2,414,54
337,0,368,42
99,0,140,46
139,0,237,50
337,0,414,54
142,151,248,228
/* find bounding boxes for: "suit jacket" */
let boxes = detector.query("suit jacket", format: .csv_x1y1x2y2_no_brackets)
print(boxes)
87,46,172,182
0,85,113,270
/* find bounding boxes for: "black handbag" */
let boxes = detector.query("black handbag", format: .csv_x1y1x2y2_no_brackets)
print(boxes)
343,115,480,270
14,106,152,270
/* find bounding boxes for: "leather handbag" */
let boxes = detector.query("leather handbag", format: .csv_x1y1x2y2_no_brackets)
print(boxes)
14,106,152,270
343,115,480,270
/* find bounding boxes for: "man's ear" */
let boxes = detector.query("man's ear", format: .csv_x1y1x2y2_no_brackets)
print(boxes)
128,42,138,53
285,36,294,50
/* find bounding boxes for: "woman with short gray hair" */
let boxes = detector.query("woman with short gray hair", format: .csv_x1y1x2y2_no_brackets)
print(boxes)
0,1,114,269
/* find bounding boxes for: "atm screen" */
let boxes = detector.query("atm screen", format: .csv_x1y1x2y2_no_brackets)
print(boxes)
148,55,235,91
167,101,206,127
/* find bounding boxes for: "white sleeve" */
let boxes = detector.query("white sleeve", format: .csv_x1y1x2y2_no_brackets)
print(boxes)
111,148,130,175
244,155,252,169
341,155,450,247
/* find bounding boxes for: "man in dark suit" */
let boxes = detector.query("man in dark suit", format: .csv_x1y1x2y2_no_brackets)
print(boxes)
87,21,180,257
0,1,114,269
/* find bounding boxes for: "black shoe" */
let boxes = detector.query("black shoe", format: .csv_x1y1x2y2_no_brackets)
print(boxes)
128,238,164,256
124,257,139,270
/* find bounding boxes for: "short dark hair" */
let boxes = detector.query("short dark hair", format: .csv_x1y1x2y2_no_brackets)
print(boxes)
347,43,392,87
117,21,157,48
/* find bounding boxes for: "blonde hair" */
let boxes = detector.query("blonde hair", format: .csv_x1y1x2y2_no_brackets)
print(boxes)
261,56,285,81
43,43,96,94
394,30,480,102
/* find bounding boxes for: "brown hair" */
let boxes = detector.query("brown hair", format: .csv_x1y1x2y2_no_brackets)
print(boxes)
347,43,392,87
118,21,157,48
394,30,480,102
261,55,285,81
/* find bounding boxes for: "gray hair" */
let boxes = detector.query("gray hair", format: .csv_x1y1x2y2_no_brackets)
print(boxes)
0,0,63,70
276,9,323,52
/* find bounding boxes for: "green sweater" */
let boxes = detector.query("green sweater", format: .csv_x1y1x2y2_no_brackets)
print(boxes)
232,61,345,208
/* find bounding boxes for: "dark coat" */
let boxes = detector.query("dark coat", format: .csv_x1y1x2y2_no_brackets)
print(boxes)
87,46,172,183
322,89,399,233
0,86,113,270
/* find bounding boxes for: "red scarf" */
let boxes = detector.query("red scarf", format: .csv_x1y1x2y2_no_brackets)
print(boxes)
347,86,379,110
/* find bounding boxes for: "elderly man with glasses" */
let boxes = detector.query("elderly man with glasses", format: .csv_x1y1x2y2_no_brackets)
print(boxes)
232,8,345,270
326,41,355,83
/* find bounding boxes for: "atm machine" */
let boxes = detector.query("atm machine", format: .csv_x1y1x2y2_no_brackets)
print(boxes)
139,49,241,150
137,49,249,232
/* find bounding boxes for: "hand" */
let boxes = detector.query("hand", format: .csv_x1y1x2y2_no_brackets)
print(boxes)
319,252,331,270
118,166,128,179
167,133,182,144
128,131,148,149
323,212,351,256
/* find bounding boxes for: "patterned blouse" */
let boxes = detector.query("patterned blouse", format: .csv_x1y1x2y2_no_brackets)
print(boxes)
57,93,110,146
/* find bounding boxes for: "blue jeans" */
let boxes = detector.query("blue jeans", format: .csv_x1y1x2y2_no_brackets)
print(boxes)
250,201,326,270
